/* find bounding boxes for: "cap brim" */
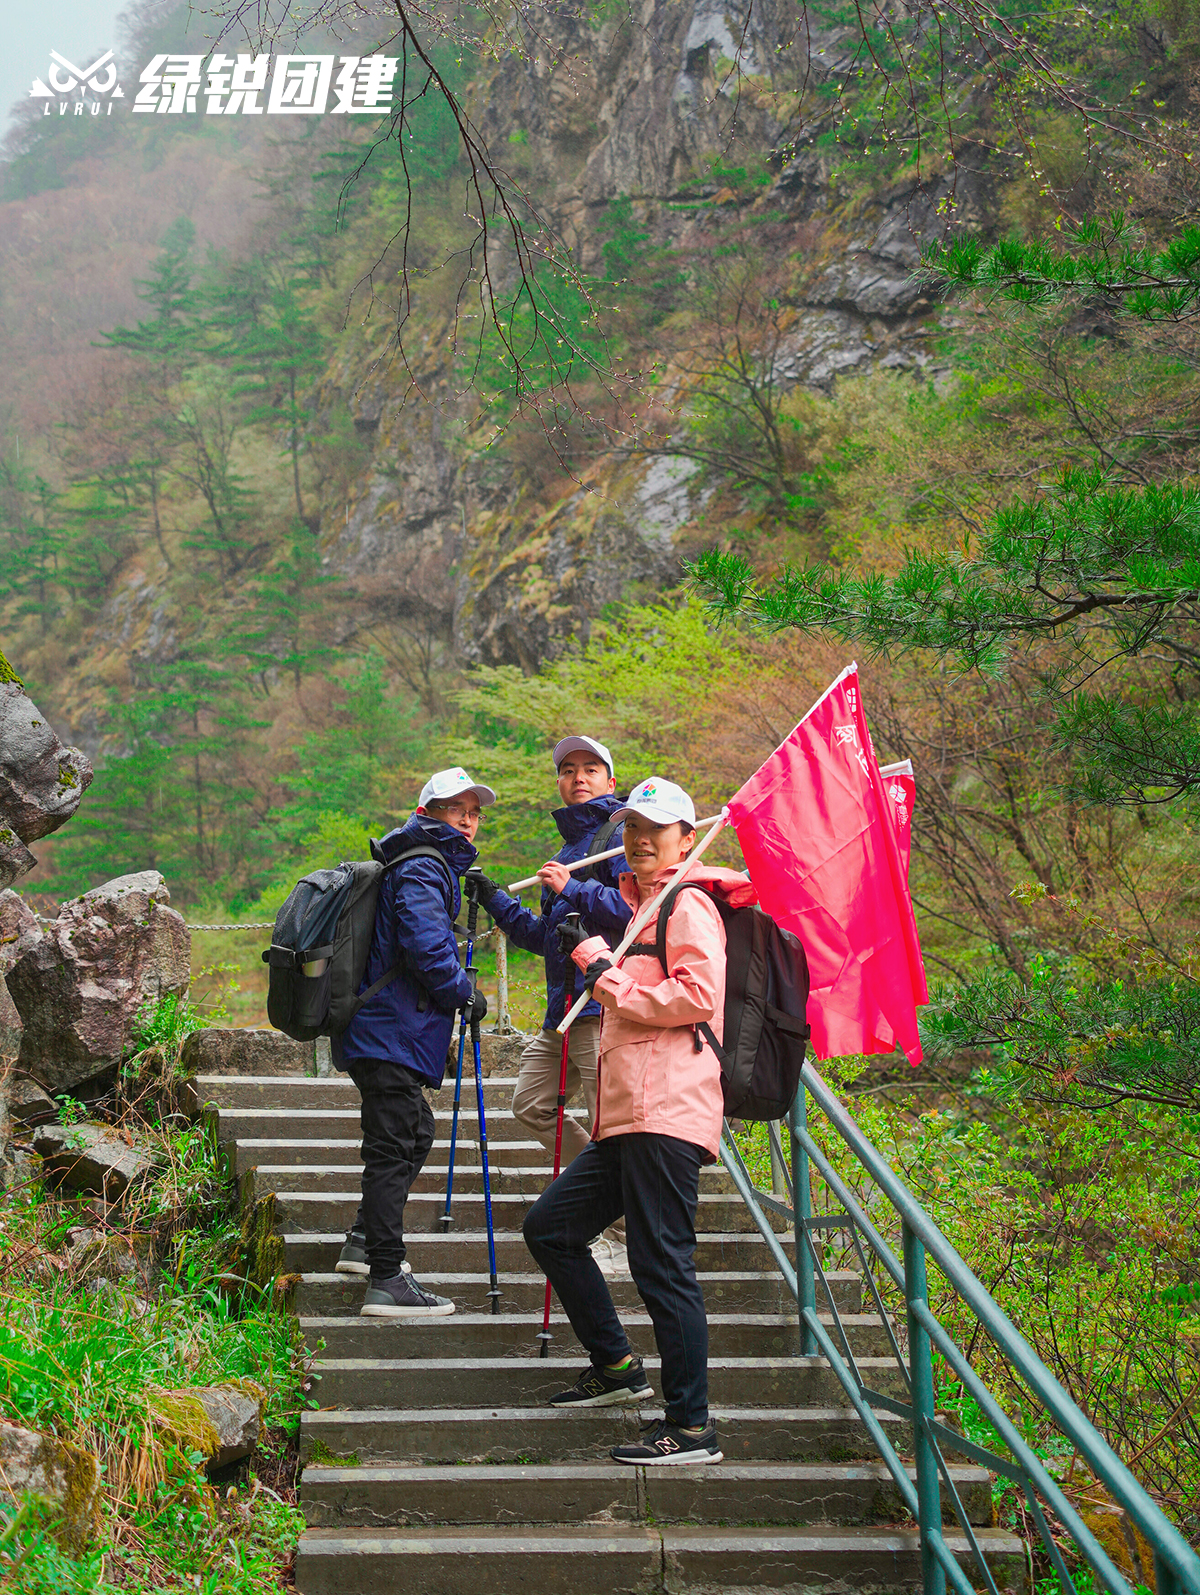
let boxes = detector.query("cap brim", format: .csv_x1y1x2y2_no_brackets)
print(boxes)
431,782,496,807
610,803,687,826
553,735,611,771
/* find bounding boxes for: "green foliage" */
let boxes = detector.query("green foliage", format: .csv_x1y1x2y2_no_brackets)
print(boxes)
928,216,1200,323
691,467,1200,801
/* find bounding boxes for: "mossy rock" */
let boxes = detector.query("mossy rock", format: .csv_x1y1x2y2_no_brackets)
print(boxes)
0,1421,101,1554
0,649,22,687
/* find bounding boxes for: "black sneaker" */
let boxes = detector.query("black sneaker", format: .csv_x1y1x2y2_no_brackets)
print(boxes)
334,1228,369,1277
548,1357,653,1408
611,1417,722,1466
360,1262,455,1318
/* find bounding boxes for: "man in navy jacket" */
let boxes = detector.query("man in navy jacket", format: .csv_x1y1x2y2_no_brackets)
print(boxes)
335,766,493,1318
468,736,632,1274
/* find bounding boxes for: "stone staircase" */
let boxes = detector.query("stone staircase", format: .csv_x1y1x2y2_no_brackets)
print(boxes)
203,1067,1026,1594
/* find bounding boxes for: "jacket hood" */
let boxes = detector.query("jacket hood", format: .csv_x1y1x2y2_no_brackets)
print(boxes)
619,863,758,912
375,811,478,876
552,792,624,846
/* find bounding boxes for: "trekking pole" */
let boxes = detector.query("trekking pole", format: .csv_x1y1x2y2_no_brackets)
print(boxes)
466,876,502,1313
440,889,478,1232
537,1023,572,1357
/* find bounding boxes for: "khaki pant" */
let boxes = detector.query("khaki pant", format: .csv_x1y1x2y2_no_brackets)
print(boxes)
512,1019,624,1245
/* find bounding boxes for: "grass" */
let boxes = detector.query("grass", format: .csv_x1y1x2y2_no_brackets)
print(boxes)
0,996,311,1593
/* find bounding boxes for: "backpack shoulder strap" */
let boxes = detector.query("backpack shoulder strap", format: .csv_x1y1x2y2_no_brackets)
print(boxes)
581,818,621,882
353,844,457,1014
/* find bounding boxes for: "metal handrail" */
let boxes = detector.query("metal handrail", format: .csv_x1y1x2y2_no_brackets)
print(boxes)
721,1063,1200,1595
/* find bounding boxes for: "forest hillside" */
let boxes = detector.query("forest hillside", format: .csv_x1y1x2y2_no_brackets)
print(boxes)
2,0,1200,1566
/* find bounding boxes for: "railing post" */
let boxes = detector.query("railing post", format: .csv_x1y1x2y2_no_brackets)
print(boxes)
495,928,511,1034
789,1081,817,1356
903,1219,946,1595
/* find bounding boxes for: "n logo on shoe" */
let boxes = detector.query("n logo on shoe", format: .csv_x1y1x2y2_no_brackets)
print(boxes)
655,1436,681,1453
583,1375,604,1395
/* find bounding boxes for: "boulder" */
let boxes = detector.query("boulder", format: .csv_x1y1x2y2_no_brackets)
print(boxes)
0,1419,102,1551
7,1072,58,1127
32,1121,151,1199
1,892,39,1063
7,871,190,1093
0,674,93,889
157,1385,263,1471
180,1027,315,1078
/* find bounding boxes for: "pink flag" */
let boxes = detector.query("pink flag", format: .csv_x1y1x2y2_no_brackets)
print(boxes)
879,759,915,875
726,666,928,1064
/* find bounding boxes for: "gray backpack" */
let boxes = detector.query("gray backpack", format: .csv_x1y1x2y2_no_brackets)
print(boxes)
262,840,449,1041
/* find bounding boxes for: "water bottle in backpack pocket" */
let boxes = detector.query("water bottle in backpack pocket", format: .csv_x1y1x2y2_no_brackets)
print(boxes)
262,843,450,1041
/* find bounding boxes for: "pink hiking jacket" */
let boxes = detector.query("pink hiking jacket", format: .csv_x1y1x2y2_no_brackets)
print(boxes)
570,864,758,1160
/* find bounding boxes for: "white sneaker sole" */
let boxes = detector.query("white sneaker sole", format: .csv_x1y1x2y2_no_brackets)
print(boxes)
359,1301,456,1317
334,1259,371,1277
549,1385,654,1409
615,1447,723,1466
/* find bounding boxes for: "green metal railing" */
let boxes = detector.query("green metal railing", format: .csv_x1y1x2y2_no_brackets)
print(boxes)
719,1063,1200,1595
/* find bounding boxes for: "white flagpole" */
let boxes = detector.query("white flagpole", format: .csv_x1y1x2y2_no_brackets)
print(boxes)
506,813,724,893
555,810,729,1034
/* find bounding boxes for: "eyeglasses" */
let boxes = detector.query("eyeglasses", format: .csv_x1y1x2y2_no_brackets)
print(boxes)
429,802,484,823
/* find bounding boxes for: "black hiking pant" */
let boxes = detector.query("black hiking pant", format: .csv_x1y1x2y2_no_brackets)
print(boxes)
523,1132,709,1427
346,1057,435,1280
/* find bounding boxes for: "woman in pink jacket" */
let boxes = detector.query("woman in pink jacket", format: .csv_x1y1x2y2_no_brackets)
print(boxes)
523,776,755,1467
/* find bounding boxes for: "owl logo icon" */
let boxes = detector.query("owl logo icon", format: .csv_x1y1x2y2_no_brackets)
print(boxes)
31,50,125,100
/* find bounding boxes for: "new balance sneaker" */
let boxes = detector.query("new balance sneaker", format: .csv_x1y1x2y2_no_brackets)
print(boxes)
360,1262,455,1318
334,1227,369,1277
548,1357,653,1408
611,1418,723,1466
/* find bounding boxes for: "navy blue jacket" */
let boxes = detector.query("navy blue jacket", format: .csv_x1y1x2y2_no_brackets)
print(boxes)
339,813,478,1086
487,795,632,1031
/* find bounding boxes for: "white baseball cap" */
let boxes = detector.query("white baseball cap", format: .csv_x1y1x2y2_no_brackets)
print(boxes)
612,776,695,828
418,767,497,808
552,734,614,777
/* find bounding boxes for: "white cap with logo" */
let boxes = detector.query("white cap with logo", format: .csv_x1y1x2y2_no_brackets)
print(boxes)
612,776,695,828
418,767,497,808
552,734,614,777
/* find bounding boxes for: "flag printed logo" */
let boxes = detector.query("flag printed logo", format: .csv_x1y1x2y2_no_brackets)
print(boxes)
833,724,857,748
31,50,125,114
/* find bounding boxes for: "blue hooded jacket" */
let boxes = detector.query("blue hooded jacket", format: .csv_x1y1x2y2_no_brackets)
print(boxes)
486,794,632,1030
338,812,478,1086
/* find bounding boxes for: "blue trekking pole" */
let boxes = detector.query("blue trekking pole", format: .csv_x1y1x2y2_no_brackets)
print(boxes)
440,885,477,1232
465,877,502,1314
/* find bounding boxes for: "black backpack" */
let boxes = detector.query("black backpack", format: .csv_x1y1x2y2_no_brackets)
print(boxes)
629,878,811,1121
262,839,450,1041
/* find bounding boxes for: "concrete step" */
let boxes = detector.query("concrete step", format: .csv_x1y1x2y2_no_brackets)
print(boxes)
296,1523,1026,1595
300,1459,993,1529
276,1190,787,1235
231,1138,552,1174
300,1403,909,1466
309,1355,908,1411
196,1070,522,1112
299,1312,894,1361
213,1105,584,1144
252,1162,738,1196
294,1270,862,1319
283,1229,799,1276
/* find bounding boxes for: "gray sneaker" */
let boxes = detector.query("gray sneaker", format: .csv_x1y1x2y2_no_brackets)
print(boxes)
360,1262,455,1318
334,1228,369,1277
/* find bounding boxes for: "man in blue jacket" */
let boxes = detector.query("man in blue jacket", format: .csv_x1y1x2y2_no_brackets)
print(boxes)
468,735,632,1274
335,766,493,1318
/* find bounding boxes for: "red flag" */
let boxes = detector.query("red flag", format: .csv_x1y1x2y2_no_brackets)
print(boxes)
726,666,928,1064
